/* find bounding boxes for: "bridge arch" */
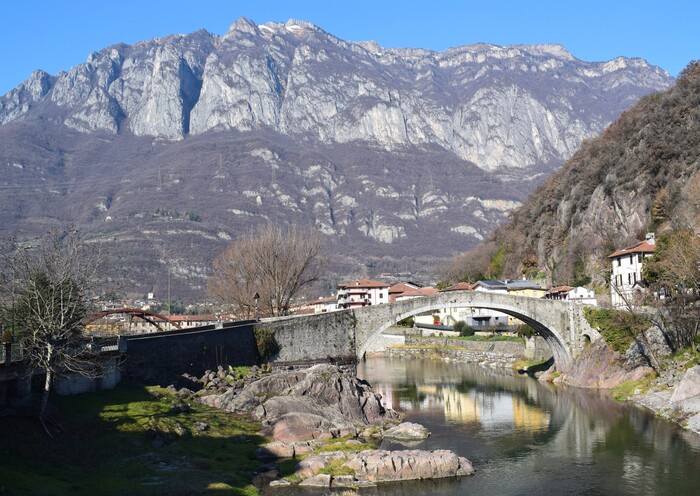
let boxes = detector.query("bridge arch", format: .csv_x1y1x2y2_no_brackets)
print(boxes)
352,291,600,371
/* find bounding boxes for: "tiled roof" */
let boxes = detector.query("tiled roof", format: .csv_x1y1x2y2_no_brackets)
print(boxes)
545,286,575,295
472,280,508,290
169,314,217,322
337,278,391,289
608,240,656,258
400,287,439,297
505,280,544,290
308,296,337,305
389,282,421,294
440,282,473,292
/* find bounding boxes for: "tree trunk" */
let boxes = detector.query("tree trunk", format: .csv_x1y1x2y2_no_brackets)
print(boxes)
40,344,53,417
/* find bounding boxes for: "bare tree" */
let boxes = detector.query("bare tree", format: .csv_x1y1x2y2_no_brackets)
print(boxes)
644,229,700,349
0,229,106,430
208,223,325,317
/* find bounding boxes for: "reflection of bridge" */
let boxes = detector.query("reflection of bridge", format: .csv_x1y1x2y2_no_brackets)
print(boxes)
263,291,601,371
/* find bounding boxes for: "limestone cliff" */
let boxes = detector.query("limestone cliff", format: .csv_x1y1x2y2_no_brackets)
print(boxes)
0,17,673,297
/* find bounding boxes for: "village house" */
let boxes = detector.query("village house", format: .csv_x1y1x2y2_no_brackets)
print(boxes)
308,296,339,313
608,233,656,309
544,286,597,305
388,281,424,302
336,279,390,309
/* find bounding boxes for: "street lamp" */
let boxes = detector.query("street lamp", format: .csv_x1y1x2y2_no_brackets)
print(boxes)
253,292,260,320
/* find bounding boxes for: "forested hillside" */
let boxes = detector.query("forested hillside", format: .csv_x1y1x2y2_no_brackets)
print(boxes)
444,62,700,289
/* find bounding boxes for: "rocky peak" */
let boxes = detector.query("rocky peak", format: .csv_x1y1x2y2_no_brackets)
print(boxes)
0,19,673,172
0,69,55,125
0,19,678,297
224,16,260,38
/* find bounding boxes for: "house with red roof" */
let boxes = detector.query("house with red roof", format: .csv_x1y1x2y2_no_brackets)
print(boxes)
336,279,390,309
388,281,423,302
544,286,597,305
608,233,656,309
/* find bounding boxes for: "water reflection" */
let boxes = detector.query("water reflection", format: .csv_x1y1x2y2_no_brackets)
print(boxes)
358,357,700,496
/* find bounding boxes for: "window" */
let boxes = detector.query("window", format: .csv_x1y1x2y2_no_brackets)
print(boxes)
617,258,621,267
638,253,643,263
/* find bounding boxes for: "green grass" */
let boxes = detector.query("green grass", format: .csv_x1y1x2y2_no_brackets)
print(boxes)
0,385,265,495
313,439,376,453
583,307,650,354
611,373,657,400
453,335,523,342
317,457,355,477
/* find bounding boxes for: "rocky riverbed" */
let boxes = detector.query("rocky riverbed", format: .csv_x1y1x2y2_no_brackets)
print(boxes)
193,363,475,488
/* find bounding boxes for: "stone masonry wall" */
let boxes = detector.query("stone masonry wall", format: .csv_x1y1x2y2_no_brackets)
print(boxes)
256,311,357,364
122,321,258,386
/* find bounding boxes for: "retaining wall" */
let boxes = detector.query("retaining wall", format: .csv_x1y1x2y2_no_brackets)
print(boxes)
121,321,258,386
257,311,357,364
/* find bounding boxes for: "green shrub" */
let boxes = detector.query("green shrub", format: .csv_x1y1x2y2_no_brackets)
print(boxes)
254,327,280,360
517,324,536,339
396,316,414,327
453,320,474,337
584,307,650,354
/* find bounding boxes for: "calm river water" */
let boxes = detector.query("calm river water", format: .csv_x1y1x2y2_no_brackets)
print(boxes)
353,357,700,496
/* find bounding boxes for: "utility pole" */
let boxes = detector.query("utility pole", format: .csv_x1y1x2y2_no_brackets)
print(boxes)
167,265,171,331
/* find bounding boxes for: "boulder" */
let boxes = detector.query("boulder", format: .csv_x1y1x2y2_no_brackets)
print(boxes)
671,366,700,403
383,422,430,441
555,338,654,388
270,412,338,442
257,439,325,459
299,474,331,487
256,441,295,459
295,454,335,478
198,364,401,442
343,449,474,482
331,475,356,487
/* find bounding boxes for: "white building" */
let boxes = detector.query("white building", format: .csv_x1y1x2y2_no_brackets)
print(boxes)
309,296,339,313
337,279,390,309
544,286,597,306
608,233,656,309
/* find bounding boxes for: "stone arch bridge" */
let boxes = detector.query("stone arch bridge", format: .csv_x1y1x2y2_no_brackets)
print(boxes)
258,291,601,371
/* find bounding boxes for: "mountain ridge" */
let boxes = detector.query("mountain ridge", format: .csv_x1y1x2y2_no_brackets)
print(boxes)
448,62,700,291
0,17,674,299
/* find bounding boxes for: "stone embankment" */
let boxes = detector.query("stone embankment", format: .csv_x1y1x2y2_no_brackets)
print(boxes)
382,336,527,369
547,325,700,436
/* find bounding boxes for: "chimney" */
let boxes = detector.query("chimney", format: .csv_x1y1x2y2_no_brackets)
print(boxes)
646,232,656,245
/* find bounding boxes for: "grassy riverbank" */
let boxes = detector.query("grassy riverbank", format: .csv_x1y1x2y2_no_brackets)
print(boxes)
1,385,264,495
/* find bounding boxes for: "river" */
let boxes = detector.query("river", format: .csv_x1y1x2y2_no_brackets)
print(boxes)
353,357,700,496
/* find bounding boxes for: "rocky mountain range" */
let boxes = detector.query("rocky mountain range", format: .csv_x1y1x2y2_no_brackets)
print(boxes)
0,17,674,300
457,62,700,289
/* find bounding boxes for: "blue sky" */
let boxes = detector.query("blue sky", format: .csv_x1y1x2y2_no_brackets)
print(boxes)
1,0,697,96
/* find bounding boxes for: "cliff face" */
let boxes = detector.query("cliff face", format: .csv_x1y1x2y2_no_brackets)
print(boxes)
1,19,671,170
0,17,674,297
485,62,700,286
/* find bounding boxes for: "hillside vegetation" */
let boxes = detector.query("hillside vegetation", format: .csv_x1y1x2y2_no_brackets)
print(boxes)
445,62,700,290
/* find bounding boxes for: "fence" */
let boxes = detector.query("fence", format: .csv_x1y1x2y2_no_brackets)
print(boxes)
1,336,123,366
